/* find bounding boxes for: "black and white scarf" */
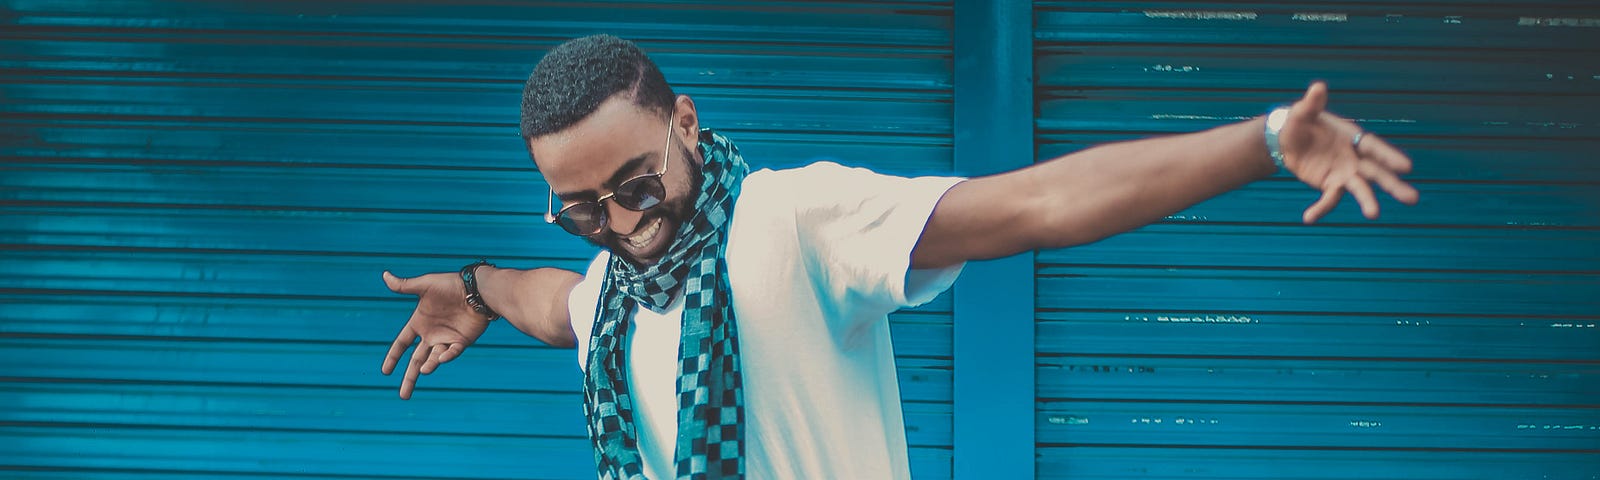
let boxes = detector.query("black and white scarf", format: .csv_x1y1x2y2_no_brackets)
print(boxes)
584,128,748,480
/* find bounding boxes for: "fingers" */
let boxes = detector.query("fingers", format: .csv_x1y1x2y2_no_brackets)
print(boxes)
1354,131,1414,175
421,343,447,374
1303,186,1343,224
382,270,421,295
381,326,418,375
1292,81,1329,125
1345,176,1382,220
400,340,429,400
1359,161,1420,205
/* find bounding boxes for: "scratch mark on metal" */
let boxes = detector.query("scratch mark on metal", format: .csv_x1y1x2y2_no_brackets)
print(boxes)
1292,13,1349,22
1518,17,1600,28
1144,10,1258,21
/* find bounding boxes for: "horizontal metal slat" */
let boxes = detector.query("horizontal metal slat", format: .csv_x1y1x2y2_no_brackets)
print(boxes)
1036,357,1598,406
1035,446,1596,480
6,0,953,48
0,37,953,91
1038,135,1600,184
1036,401,1599,450
1036,45,1600,95
1,336,954,404
1,81,953,136
2,122,953,172
1039,223,1600,272
0,293,952,357
1035,3,1600,50
0,424,595,479
0,380,951,448
1036,90,1599,139
1037,266,1599,317
0,249,954,313
1036,311,1598,362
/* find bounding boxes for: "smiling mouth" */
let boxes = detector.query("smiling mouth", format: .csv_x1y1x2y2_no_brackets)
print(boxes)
624,217,664,250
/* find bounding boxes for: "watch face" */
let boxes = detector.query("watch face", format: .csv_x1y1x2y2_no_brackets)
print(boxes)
1267,108,1290,132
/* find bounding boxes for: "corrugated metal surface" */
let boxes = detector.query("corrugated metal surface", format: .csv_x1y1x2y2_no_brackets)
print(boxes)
1032,2,1599,479
0,1,957,478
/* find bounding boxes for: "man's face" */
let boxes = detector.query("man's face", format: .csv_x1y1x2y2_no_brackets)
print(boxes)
529,94,702,266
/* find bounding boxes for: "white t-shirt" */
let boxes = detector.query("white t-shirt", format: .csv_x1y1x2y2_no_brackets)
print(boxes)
568,161,965,479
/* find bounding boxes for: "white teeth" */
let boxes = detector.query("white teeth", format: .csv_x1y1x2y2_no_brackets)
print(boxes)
626,218,662,249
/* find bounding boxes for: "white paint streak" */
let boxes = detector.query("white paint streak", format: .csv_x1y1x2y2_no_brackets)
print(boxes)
1150,114,1255,121
1518,17,1600,28
1292,12,1349,22
1144,10,1258,21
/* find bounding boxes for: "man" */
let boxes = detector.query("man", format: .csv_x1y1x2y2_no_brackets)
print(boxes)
378,35,1418,479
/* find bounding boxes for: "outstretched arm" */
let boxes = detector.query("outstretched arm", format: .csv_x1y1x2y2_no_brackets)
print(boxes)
912,82,1419,269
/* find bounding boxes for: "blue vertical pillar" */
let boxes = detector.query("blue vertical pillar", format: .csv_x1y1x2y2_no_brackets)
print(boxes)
951,1,1034,479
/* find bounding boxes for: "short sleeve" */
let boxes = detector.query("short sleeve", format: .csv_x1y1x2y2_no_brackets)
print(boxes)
783,162,966,317
567,251,611,372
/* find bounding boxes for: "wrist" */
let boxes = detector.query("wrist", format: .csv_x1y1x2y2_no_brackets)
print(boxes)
460,260,501,321
1262,105,1291,171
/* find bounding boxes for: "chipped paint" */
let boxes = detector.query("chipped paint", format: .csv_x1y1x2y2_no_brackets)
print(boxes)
1156,315,1257,324
1292,13,1348,23
1518,424,1600,430
1518,17,1600,28
1047,415,1090,425
1147,64,1201,73
1144,10,1257,21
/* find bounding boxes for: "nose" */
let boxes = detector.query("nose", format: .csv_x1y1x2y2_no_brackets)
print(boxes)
606,199,645,236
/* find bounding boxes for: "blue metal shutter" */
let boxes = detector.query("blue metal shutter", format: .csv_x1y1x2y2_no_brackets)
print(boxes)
1032,2,1599,479
0,1,956,478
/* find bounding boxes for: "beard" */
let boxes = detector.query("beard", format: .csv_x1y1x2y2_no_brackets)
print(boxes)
587,140,703,266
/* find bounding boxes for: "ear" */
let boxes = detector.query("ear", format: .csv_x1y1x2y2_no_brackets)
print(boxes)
672,94,699,145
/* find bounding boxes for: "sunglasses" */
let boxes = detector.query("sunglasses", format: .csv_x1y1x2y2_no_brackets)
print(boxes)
544,121,674,236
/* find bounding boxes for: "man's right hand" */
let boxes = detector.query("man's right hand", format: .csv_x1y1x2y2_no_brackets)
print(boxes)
379,270,491,400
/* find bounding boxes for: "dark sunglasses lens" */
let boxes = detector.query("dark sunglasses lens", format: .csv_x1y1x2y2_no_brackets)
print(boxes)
614,177,665,211
557,204,605,235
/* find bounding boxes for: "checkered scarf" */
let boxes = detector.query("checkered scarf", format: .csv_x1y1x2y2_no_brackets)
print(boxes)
584,128,748,480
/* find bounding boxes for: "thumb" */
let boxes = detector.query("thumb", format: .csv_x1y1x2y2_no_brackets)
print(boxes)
382,270,419,295
1291,81,1329,124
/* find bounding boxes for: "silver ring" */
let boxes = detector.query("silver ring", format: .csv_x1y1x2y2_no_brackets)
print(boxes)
1352,131,1366,150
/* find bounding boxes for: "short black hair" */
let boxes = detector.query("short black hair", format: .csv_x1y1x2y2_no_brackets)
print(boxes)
520,34,676,139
